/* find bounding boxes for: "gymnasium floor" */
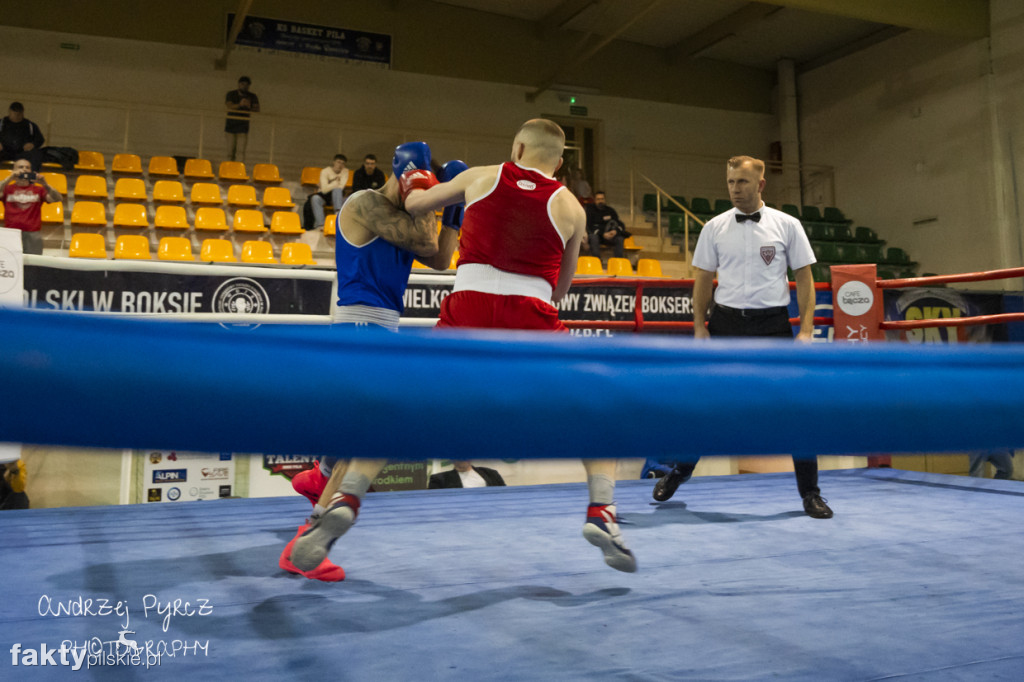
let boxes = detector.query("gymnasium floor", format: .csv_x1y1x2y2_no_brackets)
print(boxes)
2,468,1023,681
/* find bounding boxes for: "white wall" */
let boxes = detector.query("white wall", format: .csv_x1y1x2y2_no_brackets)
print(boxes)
798,0,1024,280
0,25,776,213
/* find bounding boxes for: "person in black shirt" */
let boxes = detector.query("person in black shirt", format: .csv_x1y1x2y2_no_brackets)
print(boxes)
350,154,388,192
224,76,260,162
0,102,45,170
429,461,507,489
585,191,626,260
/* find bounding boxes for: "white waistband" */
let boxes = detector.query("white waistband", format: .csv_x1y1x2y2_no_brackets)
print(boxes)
332,304,400,331
452,263,553,303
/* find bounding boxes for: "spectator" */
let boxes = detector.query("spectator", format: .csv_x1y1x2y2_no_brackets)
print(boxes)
224,76,260,162
1,157,61,255
568,167,593,202
429,461,506,489
0,459,29,510
586,191,627,260
0,102,45,170
351,154,387,192
969,450,1014,479
310,154,349,230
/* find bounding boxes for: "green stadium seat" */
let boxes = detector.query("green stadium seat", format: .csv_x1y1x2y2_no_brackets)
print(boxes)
832,226,854,241
642,194,659,213
823,207,851,223
689,197,713,218
801,205,823,223
714,199,733,214
805,224,829,241
781,204,802,220
885,247,911,265
811,241,838,262
854,226,881,243
834,244,858,263
855,244,884,262
664,195,688,213
811,263,831,283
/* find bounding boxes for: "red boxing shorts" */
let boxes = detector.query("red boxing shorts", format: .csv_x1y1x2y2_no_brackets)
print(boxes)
437,290,567,332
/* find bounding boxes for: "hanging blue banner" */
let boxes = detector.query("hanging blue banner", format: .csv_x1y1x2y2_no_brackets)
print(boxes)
228,14,391,67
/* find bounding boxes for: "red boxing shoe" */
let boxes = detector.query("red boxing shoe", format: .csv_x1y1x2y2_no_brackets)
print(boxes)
279,524,346,582
291,466,329,506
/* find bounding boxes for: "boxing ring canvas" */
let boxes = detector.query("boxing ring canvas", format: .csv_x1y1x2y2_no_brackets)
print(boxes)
3,468,1023,680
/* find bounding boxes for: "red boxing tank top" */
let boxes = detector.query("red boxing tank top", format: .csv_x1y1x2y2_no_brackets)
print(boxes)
457,163,568,289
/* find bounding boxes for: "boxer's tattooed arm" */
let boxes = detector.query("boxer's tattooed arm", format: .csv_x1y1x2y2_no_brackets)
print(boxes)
354,193,437,254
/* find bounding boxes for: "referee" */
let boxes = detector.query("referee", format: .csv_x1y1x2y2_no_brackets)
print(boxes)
653,155,833,519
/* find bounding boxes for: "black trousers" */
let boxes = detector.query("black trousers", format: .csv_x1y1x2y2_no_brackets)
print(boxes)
675,304,820,498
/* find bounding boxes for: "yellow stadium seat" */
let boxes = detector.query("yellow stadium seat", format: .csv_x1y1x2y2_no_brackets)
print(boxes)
70,201,107,227
112,203,149,229
183,158,215,181
623,236,643,252
218,161,249,182
74,151,105,172
576,256,603,275
73,175,108,199
233,209,267,233
281,242,316,265
241,240,276,264
41,202,64,225
200,238,237,263
412,260,429,269
226,184,260,208
253,163,282,183
0,169,9,184
193,207,229,232
114,234,152,260
111,153,143,175
39,172,67,195
152,181,185,204
324,214,337,236
300,166,321,187
114,178,147,202
157,236,194,261
607,257,633,276
154,205,189,229
190,183,223,205
270,211,303,234
449,250,459,270
636,258,664,278
69,232,107,259
262,187,295,209
147,156,178,177
0,203,4,223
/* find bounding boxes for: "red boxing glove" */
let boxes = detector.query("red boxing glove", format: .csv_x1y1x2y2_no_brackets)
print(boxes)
398,169,438,203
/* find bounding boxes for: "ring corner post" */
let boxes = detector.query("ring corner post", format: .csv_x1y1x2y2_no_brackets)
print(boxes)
830,264,884,342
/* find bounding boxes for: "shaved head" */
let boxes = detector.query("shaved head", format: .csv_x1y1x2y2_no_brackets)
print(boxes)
513,118,565,167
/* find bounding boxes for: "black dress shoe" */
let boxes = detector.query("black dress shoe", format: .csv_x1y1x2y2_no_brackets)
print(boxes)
652,466,690,502
803,494,833,519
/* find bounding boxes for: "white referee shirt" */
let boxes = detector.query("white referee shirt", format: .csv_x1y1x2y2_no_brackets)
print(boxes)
692,204,816,309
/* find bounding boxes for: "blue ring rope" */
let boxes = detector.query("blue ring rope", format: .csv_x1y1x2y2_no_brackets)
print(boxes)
1,308,1022,459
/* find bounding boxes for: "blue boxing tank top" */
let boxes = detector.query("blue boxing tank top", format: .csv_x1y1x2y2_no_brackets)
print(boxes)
333,192,415,314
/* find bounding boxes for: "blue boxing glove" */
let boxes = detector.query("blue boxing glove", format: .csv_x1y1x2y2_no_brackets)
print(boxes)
438,160,469,230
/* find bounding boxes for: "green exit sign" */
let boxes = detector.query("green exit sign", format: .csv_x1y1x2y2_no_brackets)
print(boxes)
570,105,588,116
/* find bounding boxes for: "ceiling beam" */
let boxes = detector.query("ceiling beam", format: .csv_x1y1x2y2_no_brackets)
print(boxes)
214,0,253,70
527,0,665,102
541,0,600,29
797,25,908,73
770,0,989,39
666,2,783,63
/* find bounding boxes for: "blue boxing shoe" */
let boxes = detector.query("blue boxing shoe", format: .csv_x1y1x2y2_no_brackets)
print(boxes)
290,493,361,572
583,504,637,573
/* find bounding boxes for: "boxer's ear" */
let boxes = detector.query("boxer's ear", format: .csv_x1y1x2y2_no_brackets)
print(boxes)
554,157,563,174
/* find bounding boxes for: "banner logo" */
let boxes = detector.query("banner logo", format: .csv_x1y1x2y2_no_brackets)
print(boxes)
835,281,874,316
212,278,269,315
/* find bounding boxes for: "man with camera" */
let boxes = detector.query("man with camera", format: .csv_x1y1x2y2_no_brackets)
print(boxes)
2,157,61,255
586,190,627,261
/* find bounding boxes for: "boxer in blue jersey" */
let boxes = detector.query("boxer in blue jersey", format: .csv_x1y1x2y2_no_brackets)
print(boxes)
281,142,462,580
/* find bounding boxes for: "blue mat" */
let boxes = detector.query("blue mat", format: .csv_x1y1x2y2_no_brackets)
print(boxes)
2,468,1023,680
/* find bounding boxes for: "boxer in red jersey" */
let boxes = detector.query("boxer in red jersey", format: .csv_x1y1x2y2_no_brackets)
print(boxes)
403,119,636,572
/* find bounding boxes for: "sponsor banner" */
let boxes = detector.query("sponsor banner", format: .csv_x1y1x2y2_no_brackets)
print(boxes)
0,227,23,308
229,14,391,67
372,462,428,492
883,288,1007,343
262,454,319,480
142,451,235,503
23,262,332,315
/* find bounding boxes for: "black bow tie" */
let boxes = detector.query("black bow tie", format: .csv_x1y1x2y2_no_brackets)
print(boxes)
736,212,761,223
